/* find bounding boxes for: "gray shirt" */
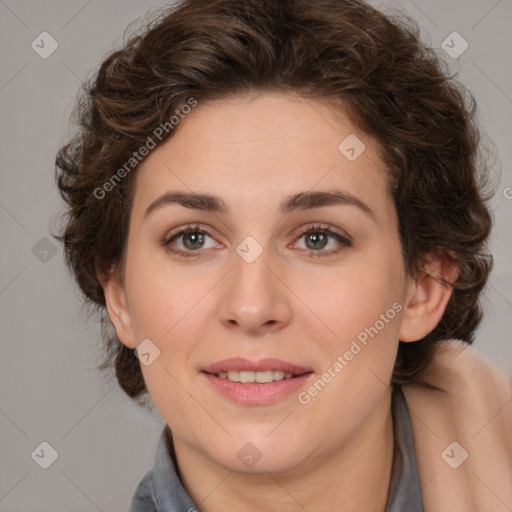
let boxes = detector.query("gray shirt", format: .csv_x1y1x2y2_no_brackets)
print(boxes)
128,386,423,511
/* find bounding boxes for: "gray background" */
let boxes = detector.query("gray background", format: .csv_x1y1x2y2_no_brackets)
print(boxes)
1,0,511,510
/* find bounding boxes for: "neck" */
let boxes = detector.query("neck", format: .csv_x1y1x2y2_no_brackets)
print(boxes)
173,388,395,512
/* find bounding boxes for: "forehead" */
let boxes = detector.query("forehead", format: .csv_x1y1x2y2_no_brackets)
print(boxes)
133,92,392,220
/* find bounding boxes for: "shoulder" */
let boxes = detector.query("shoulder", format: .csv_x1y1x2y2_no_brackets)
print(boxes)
403,338,512,450
401,339,512,512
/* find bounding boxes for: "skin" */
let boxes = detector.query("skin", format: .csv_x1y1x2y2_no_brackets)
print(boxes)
102,92,456,511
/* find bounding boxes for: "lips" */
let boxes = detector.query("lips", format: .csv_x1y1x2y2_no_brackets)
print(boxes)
201,357,312,378
201,358,313,405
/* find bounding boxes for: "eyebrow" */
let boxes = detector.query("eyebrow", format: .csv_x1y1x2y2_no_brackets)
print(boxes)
144,189,375,220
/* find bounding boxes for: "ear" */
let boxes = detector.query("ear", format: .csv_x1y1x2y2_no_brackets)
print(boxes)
399,253,459,342
98,269,138,349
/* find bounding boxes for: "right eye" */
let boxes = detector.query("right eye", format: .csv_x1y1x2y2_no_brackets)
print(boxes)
162,224,220,259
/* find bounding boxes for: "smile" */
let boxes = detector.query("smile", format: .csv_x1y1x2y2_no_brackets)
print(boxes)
216,370,296,383
201,357,313,405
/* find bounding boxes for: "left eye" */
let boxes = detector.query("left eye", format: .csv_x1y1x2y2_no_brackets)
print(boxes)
292,226,352,257
296,229,337,250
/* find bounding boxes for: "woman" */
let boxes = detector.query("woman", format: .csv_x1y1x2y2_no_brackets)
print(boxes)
55,0,512,510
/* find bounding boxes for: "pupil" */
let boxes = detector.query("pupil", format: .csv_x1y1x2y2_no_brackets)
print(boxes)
307,232,327,250
184,232,204,250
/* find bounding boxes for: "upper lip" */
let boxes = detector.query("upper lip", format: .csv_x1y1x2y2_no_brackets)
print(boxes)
202,357,312,375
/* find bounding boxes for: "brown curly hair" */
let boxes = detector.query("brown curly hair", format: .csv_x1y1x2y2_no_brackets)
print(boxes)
55,0,494,404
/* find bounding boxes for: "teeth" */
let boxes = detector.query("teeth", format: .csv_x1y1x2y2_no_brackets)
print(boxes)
256,371,273,383
227,371,240,382
216,370,297,383
273,370,285,380
239,371,255,383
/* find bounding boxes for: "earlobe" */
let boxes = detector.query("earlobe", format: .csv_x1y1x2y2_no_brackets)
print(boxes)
399,254,459,343
98,270,137,349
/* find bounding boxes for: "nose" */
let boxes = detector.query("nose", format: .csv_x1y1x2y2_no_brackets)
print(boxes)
218,241,292,336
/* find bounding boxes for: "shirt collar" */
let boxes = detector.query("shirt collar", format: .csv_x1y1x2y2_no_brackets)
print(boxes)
150,424,200,511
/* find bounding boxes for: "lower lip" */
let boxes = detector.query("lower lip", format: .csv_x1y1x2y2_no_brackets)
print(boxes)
202,372,313,406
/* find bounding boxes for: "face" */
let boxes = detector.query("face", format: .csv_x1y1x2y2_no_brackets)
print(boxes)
109,92,413,474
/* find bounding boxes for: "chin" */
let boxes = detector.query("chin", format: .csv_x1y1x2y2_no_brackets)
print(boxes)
206,429,308,474
223,448,304,475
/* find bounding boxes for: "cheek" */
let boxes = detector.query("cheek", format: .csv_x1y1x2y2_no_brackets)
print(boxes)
124,248,214,379
125,260,206,425
296,250,405,346
296,254,406,415
124,245,204,340
294,266,404,440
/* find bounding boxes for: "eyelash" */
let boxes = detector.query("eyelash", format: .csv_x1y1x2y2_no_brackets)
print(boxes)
162,223,352,260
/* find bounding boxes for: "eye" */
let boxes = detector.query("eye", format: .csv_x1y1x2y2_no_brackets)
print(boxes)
162,224,218,259
292,224,352,258
162,222,352,260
